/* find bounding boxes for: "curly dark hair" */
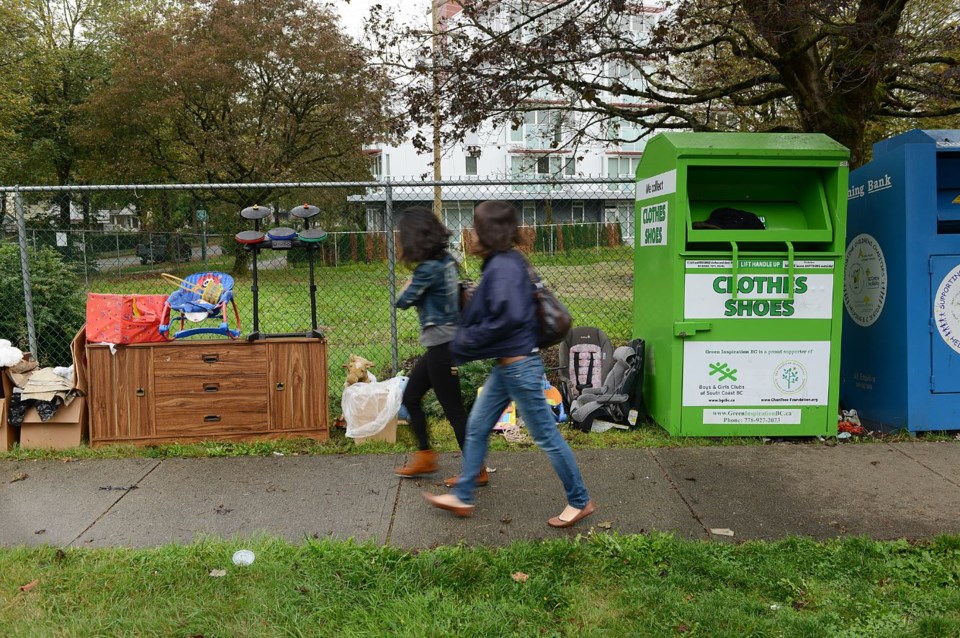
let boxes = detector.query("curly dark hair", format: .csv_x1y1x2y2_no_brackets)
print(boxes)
472,200,518,255
397,207,451,264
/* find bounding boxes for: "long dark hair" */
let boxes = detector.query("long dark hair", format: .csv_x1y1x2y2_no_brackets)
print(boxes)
397,207,451,264
472,200,518,256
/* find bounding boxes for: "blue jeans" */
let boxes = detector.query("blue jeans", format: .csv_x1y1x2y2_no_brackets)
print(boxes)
453,355,591,508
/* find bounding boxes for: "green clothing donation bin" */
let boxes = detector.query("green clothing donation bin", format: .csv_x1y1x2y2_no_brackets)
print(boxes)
633,133,849,436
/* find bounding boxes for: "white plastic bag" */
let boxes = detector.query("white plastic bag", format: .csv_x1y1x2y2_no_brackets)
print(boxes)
342,377,404,438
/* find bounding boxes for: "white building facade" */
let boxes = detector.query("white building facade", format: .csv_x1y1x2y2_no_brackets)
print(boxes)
360,1,667,243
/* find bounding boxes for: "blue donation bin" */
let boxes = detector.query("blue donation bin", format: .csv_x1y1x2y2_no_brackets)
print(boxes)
841,129,960,432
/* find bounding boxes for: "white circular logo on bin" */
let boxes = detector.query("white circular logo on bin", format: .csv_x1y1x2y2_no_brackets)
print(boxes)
773,360,808,394
933,265,960,355
844,234,887,327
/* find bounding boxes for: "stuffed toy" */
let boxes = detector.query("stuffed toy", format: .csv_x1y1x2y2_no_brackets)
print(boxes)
343,354,376,388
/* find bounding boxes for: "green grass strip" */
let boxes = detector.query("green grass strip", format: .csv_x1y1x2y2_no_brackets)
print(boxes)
1,534,958,637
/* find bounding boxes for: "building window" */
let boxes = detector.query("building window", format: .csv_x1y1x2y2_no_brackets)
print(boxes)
522,202,537,226
465,156,478,175
511,155,576,178
607,118,645,152
510,110,567,149
608,156,641,178
607,156,641,192
572,200,585,223
606,203,635,245
442,201,474,240
369,154,383,178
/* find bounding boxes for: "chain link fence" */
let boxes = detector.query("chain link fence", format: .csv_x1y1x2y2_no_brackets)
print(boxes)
2,178,636,401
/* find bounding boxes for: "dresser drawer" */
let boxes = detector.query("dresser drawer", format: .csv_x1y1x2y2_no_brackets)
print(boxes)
154,374,266,398
155,383,266,413
152,345,260,377
154,411,269,438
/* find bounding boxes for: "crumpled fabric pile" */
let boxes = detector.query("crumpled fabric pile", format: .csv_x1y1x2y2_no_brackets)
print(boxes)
2,338,78,424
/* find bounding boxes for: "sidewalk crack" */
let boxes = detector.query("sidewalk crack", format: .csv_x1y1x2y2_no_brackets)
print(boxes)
888,443,960,489
648,449,711,537
384,455,407,546
68,460,163,547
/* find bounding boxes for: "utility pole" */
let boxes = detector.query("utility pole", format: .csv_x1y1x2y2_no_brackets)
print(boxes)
431,0,443,219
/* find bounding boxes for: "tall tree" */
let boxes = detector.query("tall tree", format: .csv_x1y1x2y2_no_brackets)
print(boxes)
87,0,397,189
371,0,960,167
0,0,125,224
85,0,398,269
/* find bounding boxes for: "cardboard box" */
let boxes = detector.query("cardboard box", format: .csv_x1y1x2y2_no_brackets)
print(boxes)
70,327,88,394
353,417,397,445
0,368,15,451
19,397,87,450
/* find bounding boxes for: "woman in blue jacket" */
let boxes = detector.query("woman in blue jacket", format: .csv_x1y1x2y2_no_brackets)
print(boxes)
422,201,595,528
393,208,470,480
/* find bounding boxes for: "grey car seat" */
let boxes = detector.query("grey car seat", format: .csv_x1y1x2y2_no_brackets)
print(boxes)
557,326,614,411
570,339,645,432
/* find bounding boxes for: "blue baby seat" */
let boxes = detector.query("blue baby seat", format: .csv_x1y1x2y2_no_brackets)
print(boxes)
159,271,241,339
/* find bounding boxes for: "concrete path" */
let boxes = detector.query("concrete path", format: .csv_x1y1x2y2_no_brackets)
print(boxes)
1,442,957,548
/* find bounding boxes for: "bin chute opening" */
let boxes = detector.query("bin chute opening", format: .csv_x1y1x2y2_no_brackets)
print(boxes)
685,166,834,244
691,207,765,230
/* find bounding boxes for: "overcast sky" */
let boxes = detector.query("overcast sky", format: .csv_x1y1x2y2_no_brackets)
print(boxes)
333,0,428,39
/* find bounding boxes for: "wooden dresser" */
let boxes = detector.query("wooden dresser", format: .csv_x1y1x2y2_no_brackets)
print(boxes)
86,338,328,447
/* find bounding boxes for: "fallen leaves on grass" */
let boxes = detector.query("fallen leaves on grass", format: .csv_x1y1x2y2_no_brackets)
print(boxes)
209,569,227,578
511,572,529,583
19,579,38,592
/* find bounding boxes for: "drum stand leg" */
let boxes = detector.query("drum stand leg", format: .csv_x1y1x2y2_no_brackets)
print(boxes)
306,245,323,339
247,245,263,341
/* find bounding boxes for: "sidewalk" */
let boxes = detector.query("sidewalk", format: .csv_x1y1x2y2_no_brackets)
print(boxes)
1,442,958,549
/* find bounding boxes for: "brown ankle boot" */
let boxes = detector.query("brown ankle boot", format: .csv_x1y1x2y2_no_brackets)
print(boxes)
442,467,489,488
395,450,439,477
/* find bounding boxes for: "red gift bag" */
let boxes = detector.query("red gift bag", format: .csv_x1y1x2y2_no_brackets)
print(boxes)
85,293,170,344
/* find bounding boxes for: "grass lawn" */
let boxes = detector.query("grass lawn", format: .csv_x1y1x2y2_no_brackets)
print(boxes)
1,533,957,637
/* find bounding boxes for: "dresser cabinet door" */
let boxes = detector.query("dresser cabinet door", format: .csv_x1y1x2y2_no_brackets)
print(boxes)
268,341,325,431
88,346,154,442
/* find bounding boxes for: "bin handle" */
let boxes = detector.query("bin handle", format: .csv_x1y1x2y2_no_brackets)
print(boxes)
730,240,797,302
786,241,795,301
731,241,739,300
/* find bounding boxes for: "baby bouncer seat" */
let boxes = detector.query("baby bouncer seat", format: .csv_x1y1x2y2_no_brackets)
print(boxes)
159,271,241,339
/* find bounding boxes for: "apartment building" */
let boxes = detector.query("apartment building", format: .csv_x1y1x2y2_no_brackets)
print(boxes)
358,1,666,243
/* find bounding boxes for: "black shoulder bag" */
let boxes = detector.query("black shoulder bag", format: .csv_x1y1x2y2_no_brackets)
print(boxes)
523,257,573,348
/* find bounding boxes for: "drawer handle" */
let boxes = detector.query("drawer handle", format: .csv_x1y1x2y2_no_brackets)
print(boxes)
135,388,145,397
276,382,285,391
204,383,220,393
204,415,221,423
202,354,219,363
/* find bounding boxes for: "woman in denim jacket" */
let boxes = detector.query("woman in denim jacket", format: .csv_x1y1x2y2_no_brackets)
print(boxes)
393,208,470,480
422,201,595,528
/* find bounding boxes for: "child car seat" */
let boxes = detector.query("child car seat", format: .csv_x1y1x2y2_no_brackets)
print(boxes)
569,339,645,432
557,326,614,410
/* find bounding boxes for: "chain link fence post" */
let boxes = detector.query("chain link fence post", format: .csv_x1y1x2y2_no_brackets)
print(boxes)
385,179,399,375
81,229,90,287
14,188,38,357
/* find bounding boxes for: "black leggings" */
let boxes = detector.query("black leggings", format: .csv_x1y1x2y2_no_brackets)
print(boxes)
402,343,467,451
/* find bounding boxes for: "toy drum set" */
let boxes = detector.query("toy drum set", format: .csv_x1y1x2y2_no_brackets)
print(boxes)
235,204,328,341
